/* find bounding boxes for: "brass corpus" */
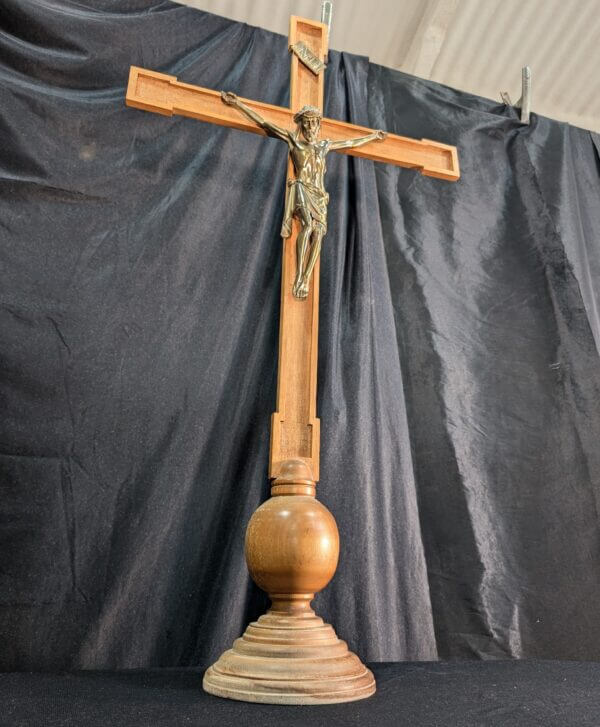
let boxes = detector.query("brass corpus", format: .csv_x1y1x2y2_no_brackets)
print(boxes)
220,91,386,300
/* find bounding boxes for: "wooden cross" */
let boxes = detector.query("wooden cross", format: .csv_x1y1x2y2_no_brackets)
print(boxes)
126,14,459,706
127,17,458,486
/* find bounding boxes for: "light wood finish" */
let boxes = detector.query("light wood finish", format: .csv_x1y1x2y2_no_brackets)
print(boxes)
126,67,460,182
126,12,459,705
269,16,327,483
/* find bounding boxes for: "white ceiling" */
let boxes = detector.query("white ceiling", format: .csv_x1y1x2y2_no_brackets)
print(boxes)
177,0,600,133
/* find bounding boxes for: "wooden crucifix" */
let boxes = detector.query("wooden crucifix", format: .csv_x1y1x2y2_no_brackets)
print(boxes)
126,14,459,706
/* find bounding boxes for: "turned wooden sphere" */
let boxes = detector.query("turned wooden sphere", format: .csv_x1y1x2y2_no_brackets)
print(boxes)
245,495,339,596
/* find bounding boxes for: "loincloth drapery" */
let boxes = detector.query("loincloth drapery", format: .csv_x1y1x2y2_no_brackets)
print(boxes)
281,179,329,238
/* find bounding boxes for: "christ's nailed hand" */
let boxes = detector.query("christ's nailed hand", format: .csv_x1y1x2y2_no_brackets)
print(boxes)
375,130,387,141
221,91,238,105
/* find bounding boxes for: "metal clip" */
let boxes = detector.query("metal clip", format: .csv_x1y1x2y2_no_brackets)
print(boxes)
321,1,333,31
501,66,532,124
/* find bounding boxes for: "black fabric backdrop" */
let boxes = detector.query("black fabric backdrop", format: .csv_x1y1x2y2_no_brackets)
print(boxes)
1,0,600,670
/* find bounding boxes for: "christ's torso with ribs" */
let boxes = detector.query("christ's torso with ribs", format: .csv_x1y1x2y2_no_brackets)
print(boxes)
289,138,329,192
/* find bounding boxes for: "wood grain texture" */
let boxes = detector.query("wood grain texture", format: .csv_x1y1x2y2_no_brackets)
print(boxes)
125,68,460,181
203,608,376,704
203,459,376,704
269,15,327,482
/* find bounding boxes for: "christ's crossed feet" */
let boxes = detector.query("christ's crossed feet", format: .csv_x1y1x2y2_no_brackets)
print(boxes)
292,276,310,299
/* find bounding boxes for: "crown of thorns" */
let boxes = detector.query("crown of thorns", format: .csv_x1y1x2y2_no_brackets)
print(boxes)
293,105,322,123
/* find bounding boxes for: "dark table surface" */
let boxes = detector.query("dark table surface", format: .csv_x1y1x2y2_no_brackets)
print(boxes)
2,661,600,726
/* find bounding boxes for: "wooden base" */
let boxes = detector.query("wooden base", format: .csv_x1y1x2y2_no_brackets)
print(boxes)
204,463,375,704
203,605,375,704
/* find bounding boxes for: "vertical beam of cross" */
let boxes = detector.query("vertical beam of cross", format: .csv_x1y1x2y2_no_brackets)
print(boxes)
269,16,328,483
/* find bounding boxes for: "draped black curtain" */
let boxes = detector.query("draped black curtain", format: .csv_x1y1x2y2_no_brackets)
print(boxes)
1,0,600,670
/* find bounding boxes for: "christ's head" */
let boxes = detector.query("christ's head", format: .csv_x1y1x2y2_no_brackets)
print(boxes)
294,106,322,142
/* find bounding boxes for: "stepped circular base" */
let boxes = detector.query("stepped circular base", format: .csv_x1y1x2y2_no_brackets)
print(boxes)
203,609,376,704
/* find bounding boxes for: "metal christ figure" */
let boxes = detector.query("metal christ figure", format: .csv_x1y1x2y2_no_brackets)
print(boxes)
221,91,387,299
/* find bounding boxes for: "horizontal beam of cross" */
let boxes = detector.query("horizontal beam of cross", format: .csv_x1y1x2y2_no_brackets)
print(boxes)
126,67,459,181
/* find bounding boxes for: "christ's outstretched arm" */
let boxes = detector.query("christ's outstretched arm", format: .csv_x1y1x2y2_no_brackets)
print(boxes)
329,129,387,151
221,92,290,143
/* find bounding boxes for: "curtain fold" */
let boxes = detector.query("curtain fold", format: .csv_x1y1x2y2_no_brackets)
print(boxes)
369,67,600,658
